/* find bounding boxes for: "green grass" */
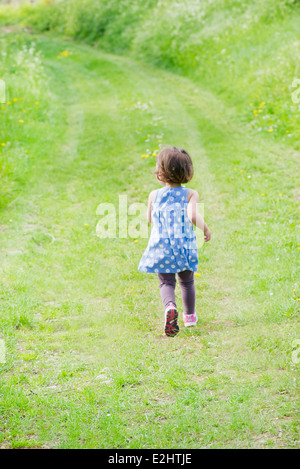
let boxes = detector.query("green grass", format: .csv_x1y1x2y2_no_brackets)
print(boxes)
0,26,299,448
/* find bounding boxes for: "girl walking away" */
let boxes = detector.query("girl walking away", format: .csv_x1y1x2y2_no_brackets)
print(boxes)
138,146,211,337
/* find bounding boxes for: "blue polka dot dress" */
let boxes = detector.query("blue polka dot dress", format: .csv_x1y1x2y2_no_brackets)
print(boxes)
138,186,198,274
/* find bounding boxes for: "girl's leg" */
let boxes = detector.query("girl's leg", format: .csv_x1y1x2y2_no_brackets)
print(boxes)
158,273,179,337
157,273,176,309
177,270,195,315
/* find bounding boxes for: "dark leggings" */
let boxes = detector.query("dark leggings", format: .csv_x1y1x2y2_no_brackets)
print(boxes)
157,270,195,315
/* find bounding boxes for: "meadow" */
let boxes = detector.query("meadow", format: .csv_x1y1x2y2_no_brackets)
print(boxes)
0,0,299,449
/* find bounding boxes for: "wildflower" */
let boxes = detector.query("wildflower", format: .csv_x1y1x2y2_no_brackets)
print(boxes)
19,120,24,123
35,101,39,105
13,98,18,102
195,273,200,277
278,193,282,197
240,169,244,173
58,50,72,58
7,101,11,105
268,128,273,132
1,143,6,146
134,240,138,243
261,193,265,197
259,102,266,108
84,223,89,227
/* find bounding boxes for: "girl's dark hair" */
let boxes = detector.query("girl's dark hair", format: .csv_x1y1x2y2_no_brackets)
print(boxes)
155,146,194,184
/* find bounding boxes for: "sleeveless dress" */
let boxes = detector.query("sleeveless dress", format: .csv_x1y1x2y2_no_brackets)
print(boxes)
138,186,198,274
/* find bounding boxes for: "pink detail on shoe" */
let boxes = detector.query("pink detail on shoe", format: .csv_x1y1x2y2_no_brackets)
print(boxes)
183,312,197,327
165,306,179,337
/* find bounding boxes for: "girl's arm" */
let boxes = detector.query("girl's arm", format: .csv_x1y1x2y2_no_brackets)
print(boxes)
147,190,156,223
187,189,211,242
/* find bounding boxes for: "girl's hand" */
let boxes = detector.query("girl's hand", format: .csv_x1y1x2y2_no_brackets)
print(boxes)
204,227,211,242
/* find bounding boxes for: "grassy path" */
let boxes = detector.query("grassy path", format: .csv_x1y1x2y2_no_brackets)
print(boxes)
0,34,299,448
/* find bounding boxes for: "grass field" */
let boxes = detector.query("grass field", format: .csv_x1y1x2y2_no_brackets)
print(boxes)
0,5,299,449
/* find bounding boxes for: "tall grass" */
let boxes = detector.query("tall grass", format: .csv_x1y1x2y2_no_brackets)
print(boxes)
0,35,51,207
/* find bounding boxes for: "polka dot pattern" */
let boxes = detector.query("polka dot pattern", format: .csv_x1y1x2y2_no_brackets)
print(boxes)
138,187,198,274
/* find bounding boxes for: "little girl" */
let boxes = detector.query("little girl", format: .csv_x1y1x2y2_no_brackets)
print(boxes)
138,146,211,337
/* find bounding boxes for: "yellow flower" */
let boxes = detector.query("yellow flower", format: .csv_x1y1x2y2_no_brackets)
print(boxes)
7,101,11,105
13,98,18,102
84,223,89,227
268,128,273,132
195,273,200,277
134,240,138,243
19,119,24,123
278,193,282,197
240,169,244,173
259,101,266,108
261,193,265,197
58,50,72,58
35,101,39,105
1,143,6,146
